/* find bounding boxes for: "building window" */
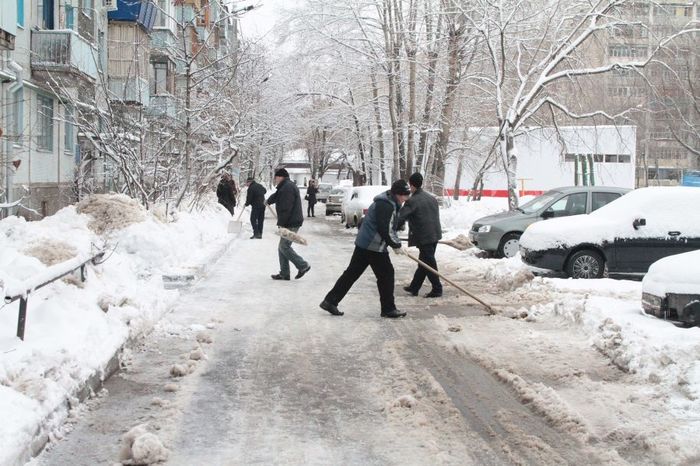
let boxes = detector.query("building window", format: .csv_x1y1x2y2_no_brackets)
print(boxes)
65,105,75,153
82,0,93,18
152,61,169,94
608,44,648,58
17,0,24,27
37,95,54,151
65,5,75,30
157,0,168,28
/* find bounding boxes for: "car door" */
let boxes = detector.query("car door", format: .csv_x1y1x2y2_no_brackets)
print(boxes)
590,192,623,213
612,220,698,274
543,192,588,218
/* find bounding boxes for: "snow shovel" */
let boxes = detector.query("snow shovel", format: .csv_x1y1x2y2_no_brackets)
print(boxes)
400,248,495,314
266,204,309,246
398,234,472,251
228,206,247,234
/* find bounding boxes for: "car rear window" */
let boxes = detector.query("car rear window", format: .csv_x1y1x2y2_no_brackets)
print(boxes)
592,192,621,211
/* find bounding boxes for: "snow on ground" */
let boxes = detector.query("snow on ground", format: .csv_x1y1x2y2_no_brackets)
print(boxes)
0,195,231,466
435,196,700,461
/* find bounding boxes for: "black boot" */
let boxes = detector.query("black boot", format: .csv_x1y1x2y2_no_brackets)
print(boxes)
271,273,290,280
424,290,443,298
320,300,344,316
381,309,407,318
403,286,418,296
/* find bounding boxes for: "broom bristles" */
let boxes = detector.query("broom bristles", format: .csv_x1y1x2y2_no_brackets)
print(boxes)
276,227,308,245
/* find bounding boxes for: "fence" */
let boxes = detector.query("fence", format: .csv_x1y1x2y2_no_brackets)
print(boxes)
3,251,105,340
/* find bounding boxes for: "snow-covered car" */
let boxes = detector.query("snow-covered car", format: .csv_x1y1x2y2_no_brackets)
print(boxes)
315,182,333,203
519,187,700,279
326,187,351,216
470,186,629,258
642,250,700,326
342,185,389,228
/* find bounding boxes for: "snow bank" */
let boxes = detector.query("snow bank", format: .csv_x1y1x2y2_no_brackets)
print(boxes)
0,194,230,465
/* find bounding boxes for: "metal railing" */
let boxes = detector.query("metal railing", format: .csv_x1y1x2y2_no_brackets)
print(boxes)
31,29,99,80
3,251,105,340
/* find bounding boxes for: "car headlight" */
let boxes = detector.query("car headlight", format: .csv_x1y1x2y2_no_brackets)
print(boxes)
478,225,491,233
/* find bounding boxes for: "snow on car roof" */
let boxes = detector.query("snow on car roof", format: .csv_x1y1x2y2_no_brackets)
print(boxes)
520,187,700,251
643,250,700,297
353,185,389,199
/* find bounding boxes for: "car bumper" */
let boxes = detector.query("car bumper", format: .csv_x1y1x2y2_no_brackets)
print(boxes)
469,230,503,252
642,292,663,316
520,247,567,272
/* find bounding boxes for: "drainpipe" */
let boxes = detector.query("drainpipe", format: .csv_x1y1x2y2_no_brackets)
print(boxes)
5,60,23,213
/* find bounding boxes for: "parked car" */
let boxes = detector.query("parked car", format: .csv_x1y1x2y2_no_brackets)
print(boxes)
326,187,351,216
315,182,333,203
470,186,630,258
520,187,700,279
342,185,389,228
642,250,700,326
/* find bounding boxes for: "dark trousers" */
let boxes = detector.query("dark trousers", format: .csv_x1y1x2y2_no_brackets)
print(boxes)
324,246,396,313
409,242,442,293
307,202,316,217
220,201,234,215
250,205,265,236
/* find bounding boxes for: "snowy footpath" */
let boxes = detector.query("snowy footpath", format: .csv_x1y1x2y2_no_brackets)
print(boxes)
2,196,700,464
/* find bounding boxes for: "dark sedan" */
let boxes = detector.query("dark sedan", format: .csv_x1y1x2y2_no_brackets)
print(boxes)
519,187,700,279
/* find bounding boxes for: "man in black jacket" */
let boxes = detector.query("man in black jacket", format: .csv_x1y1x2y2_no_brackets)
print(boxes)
216,173,237,215
266,168,311,281
319,180,411,318
245,176,267,239
398,172,443,298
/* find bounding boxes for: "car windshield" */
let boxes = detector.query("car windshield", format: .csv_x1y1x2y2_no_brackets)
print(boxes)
318,184,332,192
330,188,346,195
518,191,561,214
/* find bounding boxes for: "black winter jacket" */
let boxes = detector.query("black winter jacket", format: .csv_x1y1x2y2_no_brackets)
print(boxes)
216,179,237,207
267,178,304,228
398,188,442,246
245,181,267,208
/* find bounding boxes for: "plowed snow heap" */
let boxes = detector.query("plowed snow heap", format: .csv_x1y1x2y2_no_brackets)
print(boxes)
77,194,146,234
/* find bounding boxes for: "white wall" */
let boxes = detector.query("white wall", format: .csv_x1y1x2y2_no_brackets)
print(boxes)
444,125,637,195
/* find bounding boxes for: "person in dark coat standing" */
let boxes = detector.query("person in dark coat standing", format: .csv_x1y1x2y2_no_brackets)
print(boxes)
320,180,411,318
398,172,443,297
245,176,267,239
266,168,311,281
216,173,238,215
306,180,319,217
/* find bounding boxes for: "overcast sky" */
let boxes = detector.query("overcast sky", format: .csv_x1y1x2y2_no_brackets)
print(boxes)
236,0,298,39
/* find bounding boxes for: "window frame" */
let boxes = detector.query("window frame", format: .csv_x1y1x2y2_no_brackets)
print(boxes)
37,94,55,152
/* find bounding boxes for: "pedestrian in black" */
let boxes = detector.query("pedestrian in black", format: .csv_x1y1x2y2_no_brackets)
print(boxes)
266,168,311,281
320,180,411,318
245,176,267,239
398,172,443,298
306,180,319,217
216,172,238,215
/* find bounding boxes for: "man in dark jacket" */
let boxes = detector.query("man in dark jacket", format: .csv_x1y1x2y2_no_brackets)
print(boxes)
266,168,311,280
398,172,443,297
216,173,237,215
245,176,267,239
320,180,411,318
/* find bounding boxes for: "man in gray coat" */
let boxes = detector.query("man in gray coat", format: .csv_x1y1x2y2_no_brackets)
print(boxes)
398,172,443,297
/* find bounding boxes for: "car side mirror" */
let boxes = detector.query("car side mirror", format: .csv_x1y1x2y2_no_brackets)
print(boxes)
541,209,554,219
633,218,646,230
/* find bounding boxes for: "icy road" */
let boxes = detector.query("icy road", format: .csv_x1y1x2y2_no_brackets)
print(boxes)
37,216,676,465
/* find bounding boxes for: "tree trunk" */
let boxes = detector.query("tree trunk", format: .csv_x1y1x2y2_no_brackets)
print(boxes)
500,130,519,210
370,70,388,185
417,2,441,171
405,0,418,175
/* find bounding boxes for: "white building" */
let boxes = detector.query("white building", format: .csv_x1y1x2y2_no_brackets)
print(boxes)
444,125,637,197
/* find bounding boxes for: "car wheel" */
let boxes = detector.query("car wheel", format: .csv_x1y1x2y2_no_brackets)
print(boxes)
496,233,521,258
566,250,605,279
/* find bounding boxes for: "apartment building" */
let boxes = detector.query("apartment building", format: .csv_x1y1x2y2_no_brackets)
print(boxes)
0,0,241,218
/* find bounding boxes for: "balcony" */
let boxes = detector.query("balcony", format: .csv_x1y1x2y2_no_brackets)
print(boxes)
31,30,98,80
147,94,180,120
108,77,150,106
150,27,178,51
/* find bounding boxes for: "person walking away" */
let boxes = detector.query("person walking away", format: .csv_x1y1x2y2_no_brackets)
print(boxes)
266,168,311,280
216,172,237,215
245,176,267,239
319,180,411,318
398,172,443,298
306,180,319,217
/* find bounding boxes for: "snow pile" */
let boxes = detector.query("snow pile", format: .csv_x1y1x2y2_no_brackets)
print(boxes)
0,195,230,465
119,424,169,465
440,197,509,233
521,187,700,251
642,250,700,297
76,194,146,235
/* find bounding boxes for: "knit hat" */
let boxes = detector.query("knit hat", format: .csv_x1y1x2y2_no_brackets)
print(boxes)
274,168,289,178
246,176,254,182
408,172,423,188
391,180,411,196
